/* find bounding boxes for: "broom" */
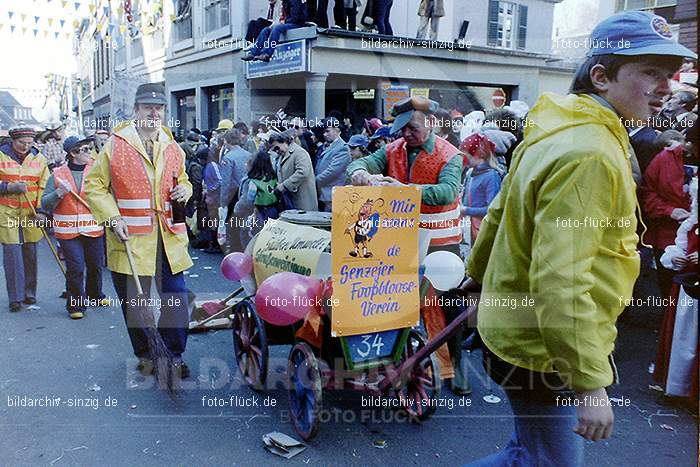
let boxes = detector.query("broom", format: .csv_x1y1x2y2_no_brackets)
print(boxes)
123,238,178,397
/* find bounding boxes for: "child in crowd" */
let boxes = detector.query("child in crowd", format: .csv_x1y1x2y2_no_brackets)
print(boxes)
347,134,369,160
460,133,504,244
245,150,281,230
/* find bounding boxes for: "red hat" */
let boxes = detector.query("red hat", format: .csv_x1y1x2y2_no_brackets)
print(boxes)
9,127,37,139
460,133,496,159
363,118,383,135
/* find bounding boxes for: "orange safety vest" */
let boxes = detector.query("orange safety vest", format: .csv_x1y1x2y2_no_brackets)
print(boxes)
0,153,44,210
386,136,462,246
52,161,104,240
110,136,186,236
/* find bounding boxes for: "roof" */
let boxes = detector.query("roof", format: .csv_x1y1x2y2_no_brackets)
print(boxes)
0,90,23,108
0,91,39,129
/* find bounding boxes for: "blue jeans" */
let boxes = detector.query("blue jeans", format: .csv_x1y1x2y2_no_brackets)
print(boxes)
464,348,584,466
2,241,37,303
373,0,394,35
111,257,189,359
250,23,302,57
59,235,105,312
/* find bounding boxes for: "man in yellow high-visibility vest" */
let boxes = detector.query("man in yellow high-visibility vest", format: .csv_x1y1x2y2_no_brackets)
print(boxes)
0,128,50,312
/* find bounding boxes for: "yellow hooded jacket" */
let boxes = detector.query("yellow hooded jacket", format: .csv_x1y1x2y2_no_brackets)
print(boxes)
84,122,193,276
468,93,640,392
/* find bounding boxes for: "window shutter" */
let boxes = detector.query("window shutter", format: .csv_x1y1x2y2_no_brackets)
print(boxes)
487,0,499,46
517,4,528,50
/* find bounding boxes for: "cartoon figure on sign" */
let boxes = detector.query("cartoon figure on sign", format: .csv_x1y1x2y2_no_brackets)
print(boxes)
345,199,382,258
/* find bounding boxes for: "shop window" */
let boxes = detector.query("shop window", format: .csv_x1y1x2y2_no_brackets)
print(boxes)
175,91,197,138
207,86,235,127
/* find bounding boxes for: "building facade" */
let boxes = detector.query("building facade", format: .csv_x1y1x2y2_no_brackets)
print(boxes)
0,90,39,132
75,0,573,136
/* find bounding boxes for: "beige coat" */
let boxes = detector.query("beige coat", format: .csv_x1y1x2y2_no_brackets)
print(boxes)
418,0,445,17
276,142,318,211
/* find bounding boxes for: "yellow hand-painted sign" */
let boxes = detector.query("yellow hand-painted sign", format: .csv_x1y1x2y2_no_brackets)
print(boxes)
331,186,421,336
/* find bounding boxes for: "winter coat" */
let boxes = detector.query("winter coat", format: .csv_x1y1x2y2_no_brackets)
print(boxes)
276,142,318,211
639,145,692,250
220,145,252,208
468,93,640,392
315,137,351,208
282,0,309,24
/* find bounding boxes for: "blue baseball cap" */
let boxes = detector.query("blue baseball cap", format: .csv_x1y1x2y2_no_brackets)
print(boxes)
370,126,392,140
587,11,696,59
63,135,88,153
347,134,369,148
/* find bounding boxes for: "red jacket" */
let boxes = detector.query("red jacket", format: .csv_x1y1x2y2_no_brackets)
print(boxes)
640,145,691,249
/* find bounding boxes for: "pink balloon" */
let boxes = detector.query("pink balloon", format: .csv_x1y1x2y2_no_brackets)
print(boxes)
255,272,323,326
220,253,253,281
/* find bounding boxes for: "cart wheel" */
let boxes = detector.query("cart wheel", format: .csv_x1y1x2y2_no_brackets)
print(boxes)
232,299,268,391
399,329,441,421
287,342,322,441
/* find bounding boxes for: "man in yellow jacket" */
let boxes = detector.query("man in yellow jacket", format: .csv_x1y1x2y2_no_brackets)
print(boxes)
0,127,50,312
463,11,696,467
84,83,193,377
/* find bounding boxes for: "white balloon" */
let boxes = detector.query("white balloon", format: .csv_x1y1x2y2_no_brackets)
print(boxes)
423,251,465,291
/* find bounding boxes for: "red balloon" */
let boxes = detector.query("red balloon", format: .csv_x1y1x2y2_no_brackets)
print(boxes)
220,253,253,282
255,272,323,326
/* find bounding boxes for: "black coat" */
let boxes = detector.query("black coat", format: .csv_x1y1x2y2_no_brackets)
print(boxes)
283,0,309,25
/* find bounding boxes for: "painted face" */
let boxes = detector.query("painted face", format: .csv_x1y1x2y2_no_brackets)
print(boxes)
359,199,373,219
401,111,431,147
134,104,165,130
11,136,34,156
603,59,674,123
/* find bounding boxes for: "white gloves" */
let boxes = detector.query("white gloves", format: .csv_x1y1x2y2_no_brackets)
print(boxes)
56,179,73,197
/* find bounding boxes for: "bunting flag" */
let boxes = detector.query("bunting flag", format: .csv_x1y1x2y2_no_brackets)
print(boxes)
21,14,27,22
88,4,95,14
0,24,3,31
62,0,68,7
22,26,27,34
74,2,81,11
60,19,65,27
48,18,54,26
10,25,15,32
72,19,80,28
33,28,38,37
8,12,14,19
44,30,49,37
55,31,59,38
34,16,40,24
64,32,70,39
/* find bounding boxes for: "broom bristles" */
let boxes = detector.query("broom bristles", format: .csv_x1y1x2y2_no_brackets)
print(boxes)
144,328,178,396
138,307,180,398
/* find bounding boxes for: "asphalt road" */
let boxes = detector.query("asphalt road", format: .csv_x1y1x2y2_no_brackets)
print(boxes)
0,242,697,466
